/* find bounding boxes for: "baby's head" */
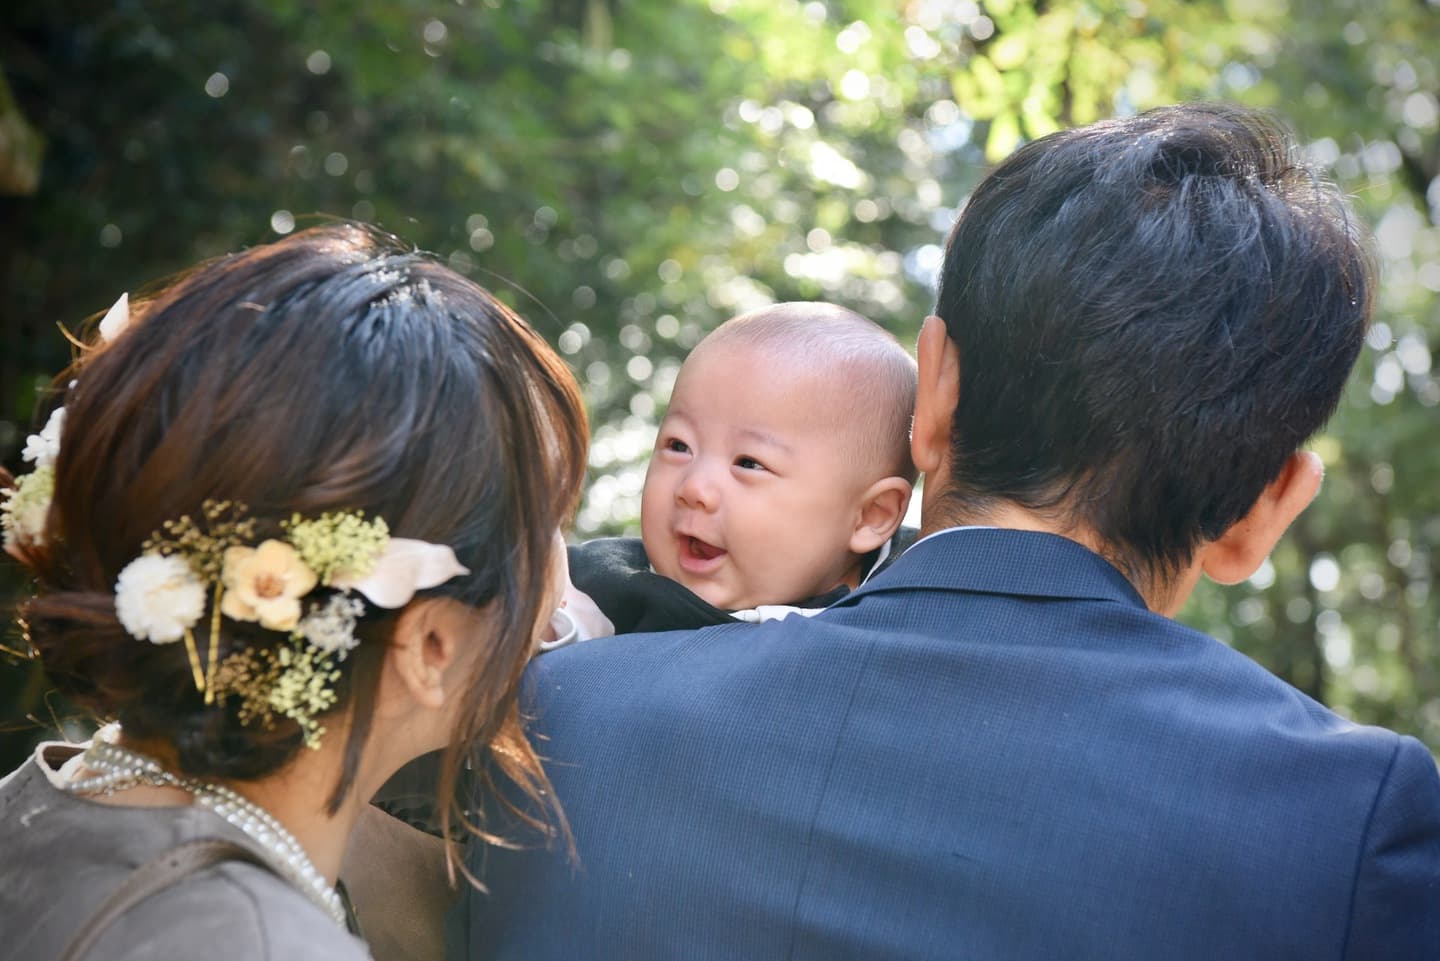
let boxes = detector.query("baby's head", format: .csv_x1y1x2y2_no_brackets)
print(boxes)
641,302,917,611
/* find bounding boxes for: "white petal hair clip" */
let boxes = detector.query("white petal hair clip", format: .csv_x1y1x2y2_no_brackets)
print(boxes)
332,538,472,609
98,292,131,343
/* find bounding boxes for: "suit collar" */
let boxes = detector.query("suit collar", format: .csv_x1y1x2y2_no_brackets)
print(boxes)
837,527,1148,610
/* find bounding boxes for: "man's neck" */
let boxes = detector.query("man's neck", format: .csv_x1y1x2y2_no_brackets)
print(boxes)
919,497,1195,616
918,498,1096,547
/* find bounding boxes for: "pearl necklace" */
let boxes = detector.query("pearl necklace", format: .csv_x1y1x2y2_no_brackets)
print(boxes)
61,733,347,928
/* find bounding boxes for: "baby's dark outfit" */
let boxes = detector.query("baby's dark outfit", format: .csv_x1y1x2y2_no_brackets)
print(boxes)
567,527,918,634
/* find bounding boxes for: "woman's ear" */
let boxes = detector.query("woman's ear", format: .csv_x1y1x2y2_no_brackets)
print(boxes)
384,599,468,711
1200,450,1324,585
849,477,913,554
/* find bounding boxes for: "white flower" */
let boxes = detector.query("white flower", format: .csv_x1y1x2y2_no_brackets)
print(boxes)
115,553,207,644
220,540,318,632
297,594,367,654
21,407,65,470
2,465,55,551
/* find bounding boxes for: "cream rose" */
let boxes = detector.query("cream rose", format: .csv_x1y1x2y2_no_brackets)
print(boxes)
114,553,207,644
221,540,318,632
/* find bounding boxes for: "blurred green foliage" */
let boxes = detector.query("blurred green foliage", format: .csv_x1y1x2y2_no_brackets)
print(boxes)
1,0,1437,766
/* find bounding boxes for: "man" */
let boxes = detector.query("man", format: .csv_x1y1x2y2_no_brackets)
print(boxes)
453,104,1440,959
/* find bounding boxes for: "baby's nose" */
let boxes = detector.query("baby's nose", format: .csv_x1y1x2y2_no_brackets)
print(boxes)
675,464,719,511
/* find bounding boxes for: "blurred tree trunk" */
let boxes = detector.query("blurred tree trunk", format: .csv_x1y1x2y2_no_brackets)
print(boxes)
0,63,42,195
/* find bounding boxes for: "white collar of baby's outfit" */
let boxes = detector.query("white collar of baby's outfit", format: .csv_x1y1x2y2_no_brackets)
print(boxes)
538,606,581,651
729,604,825,623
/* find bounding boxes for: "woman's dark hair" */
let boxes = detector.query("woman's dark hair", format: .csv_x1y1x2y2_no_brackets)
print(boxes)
14,222,587,851
933,102,1372,589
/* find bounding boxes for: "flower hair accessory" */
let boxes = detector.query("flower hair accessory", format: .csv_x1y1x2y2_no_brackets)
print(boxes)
2,293,129,553
1,407,61,551
112,501,469,747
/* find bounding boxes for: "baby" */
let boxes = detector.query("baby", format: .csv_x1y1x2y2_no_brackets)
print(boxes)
555,302,918,642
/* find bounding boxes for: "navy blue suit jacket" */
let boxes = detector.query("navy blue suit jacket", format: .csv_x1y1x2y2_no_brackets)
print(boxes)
455,529,1440,960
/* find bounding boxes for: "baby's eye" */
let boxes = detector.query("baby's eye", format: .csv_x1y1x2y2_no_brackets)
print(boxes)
663,438,691,455
735,456,767,472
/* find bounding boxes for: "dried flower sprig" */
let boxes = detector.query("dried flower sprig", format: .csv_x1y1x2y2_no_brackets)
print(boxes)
212,638,343,749
1,464,55,552
143,500,258,581
285,511,390,585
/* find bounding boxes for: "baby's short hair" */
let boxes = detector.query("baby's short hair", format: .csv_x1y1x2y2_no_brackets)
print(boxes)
696,302,918,483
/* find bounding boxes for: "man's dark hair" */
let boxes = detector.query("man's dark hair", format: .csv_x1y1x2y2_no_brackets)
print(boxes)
934,102,1372,585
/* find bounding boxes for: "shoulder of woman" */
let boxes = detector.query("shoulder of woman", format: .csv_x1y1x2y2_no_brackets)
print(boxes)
94,861,371,961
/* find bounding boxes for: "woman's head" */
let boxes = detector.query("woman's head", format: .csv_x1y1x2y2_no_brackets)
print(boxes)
15,223,587,832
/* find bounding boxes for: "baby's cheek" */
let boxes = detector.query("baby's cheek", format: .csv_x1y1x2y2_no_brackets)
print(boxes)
638,510,667,570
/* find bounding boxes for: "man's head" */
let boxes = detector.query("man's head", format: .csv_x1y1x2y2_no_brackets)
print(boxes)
641,302,916,610
917,103,1371,599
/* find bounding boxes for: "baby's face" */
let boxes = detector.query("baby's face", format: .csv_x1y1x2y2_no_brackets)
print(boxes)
640,341,874,611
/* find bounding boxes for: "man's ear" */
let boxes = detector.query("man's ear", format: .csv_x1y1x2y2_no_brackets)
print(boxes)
1199,450,1324,585
385,599,466,711
911,315,960,476
849,477,913,554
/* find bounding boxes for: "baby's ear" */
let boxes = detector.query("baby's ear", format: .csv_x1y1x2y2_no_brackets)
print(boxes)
849,477,913,554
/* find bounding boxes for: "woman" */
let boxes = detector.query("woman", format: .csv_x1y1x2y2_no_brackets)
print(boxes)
0,223,587,959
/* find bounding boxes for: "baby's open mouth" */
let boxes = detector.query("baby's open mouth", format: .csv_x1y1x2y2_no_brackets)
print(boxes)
682,535,725,562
